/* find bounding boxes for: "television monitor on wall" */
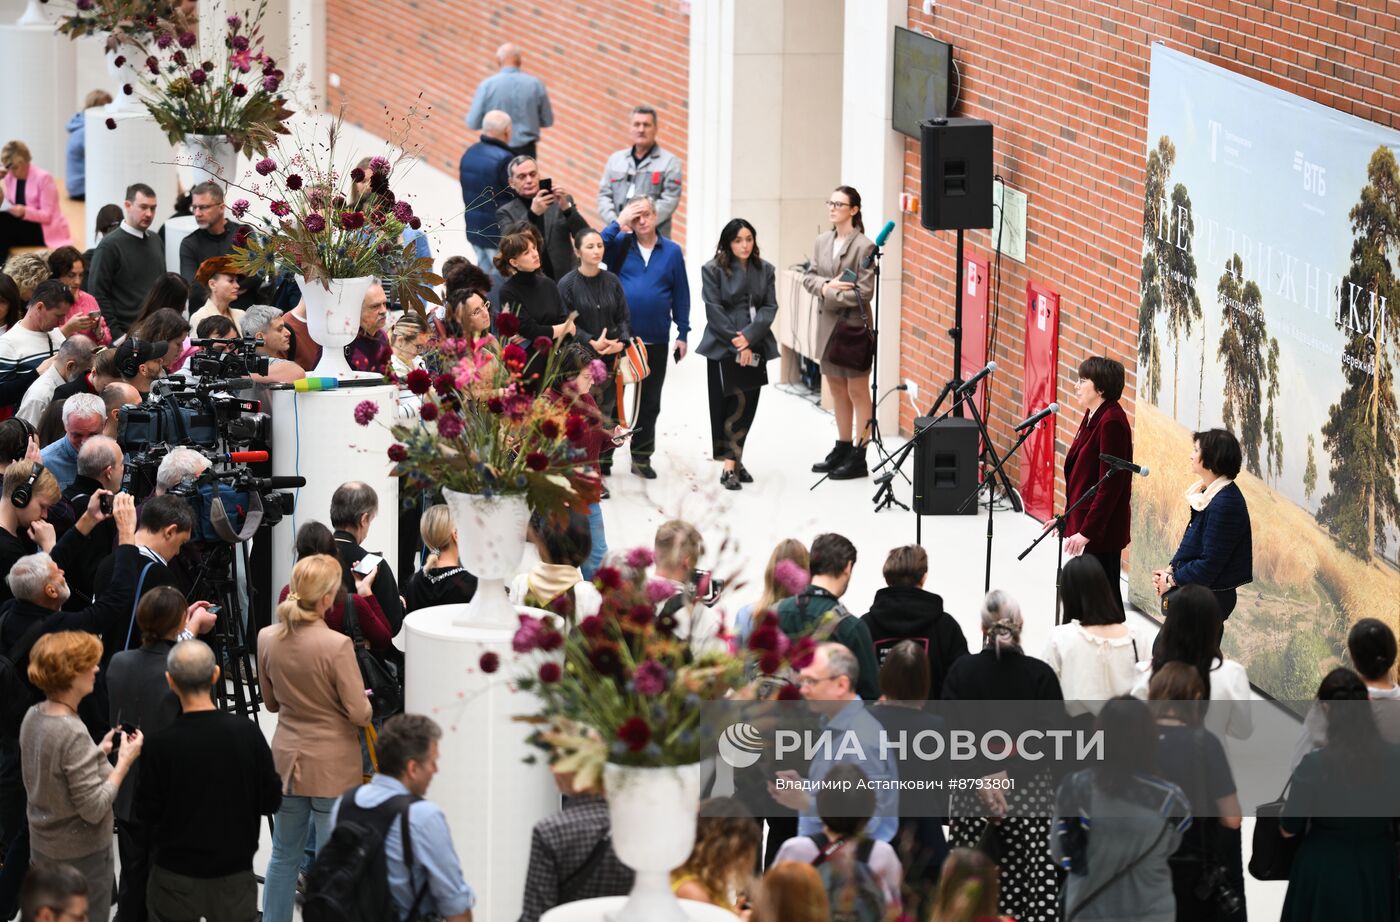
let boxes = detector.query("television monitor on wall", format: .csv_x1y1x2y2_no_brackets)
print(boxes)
892,26,954,138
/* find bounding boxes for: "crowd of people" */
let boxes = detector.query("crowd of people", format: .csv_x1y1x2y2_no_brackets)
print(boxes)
0,34,1393,922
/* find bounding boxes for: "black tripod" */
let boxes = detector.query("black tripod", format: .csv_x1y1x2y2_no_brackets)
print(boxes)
189,540,263,720
1016,465,1122,623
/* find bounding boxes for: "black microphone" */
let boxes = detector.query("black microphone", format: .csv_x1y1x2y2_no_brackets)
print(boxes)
1013,402,1059,432
1100,453,1150,477
249,475,308,490
955,361,997,396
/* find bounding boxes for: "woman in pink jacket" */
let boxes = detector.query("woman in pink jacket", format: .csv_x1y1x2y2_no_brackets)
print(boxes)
0,140,73,262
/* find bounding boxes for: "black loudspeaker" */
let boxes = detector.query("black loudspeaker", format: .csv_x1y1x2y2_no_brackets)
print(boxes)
919,118,994,231
912,417,980,516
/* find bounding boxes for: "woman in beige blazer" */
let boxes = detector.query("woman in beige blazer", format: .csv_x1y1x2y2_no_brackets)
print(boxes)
257,554,373,922
801,185,877,479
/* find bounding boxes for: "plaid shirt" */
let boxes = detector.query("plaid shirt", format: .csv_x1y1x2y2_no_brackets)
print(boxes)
518,795,633,922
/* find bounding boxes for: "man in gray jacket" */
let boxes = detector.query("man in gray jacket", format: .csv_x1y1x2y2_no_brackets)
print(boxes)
596,105,683,239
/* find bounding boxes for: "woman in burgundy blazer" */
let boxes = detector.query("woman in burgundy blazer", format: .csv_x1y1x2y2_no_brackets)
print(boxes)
1062,356,1133,615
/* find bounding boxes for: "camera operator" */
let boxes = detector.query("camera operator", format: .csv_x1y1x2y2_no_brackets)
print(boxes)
37,346,121,446
154,447,210,496
330,481,404,635
47,438,123,591
91,495,195,603
113,337,167,396
0,460,111,605
240,306,306,385
650,519,724,656
100,381,142,439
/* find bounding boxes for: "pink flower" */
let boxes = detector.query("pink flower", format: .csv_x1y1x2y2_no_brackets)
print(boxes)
269,200,290,217
625,547,655,569
230,34,250,51
262,75,281,93
226,14,241,27
255,157,277,175
302,213,326,233
155,32,173,48
513,616,546,653
230,199,249,218
353,400,379,426
774,559,810,596
645,579,677,605
634,660,667,696
370,155,391,175
393,201,413,222
437,412,464,440
588,359,607,381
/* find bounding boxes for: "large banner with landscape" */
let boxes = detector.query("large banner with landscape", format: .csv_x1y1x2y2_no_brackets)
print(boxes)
1133,45,1400,702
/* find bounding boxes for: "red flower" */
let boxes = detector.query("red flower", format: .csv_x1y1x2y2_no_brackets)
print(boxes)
495,312,521,337
231,82,248,97
538,661,561,684
759,651,783,674
486,396,506,415
105,118,117,130
286,174,303,191
579,615,605,639
787,636,816,670
538,630,564,652
564,413,588,444
525,452,549,471
777,683,803,701
350,167,365,183
625,604,654,628
340,211,366,230
479,652,500,673
437,413,464,440
532,335,553,354
387,444,407,462
748,625,780,653
409,217,422,230
594,567,623,590
269,200,290,217
502,343,528,371
589,645,622,677
616,717,652,752
419,402,439,421
405,368,432,395
302,213,326,233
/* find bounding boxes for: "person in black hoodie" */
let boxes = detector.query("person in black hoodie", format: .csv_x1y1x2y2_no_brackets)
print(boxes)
403,504,476,613
860,545,969,700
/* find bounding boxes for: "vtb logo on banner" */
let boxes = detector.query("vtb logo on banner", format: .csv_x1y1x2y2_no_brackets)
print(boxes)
1294,151,1327,197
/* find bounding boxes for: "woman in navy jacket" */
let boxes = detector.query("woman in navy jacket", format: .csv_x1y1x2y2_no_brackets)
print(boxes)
1154,428,1253,618
1063,357,1133,616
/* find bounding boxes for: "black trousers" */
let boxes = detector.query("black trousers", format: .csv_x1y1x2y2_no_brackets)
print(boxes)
510,140,538,160
0,212,44,264
631,341,670,461
117,817,150,922
0,739,27,920
597,358,620,467
706,361,761,461
1087,551,1125,619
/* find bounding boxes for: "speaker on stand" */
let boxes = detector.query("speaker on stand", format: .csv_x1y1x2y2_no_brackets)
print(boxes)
911,417,981,516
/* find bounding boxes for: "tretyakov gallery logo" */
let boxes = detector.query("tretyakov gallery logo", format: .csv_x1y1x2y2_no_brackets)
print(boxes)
717,723,764,768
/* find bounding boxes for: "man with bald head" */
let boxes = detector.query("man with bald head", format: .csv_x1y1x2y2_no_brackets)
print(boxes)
459,109,516,280
465,42,553,158
16,333,94,426
101,381,142,439
134,639,282,921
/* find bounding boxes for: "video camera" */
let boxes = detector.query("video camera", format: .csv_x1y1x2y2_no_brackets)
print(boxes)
170,465,304,541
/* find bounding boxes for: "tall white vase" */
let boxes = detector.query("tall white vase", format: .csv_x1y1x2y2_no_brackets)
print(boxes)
442,488,531,629
297,275,371,380
103,36,145,114
180,134,238,189
603,762,703,922
16,0,53,25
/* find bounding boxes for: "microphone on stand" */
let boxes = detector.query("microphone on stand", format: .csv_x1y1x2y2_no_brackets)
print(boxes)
954,361,997,397
862,220,898,268
1100,453,1150,476
1012,402,1059,433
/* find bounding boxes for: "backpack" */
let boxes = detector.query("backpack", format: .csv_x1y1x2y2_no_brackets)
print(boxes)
343,596,402,721
303,789,425,922
0,606,48,739
808,833,886,922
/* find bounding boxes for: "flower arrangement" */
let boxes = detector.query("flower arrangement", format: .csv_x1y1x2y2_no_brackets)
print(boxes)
125,1,294,156
496,549,813,790
354,326,602,518
56,0,169,44
225,111,443,316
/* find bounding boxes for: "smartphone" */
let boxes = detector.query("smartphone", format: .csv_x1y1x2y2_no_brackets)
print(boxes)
839,268,858,283
539,177,553,193
99,493,113,516
206,604,222,616
673,344,683,363
353,553,383,577
610,426,636,446
112,721,136,756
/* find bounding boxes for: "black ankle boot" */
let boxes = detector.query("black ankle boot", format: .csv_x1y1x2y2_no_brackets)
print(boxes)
812,440,852,473
829,441,869,480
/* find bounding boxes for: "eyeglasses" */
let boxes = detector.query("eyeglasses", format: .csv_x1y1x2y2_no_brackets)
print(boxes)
796,673,837,688
190,203,221,213
825,200,851,209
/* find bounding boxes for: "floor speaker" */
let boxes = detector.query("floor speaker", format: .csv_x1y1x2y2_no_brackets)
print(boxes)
913,417,980,515
920,118,994,231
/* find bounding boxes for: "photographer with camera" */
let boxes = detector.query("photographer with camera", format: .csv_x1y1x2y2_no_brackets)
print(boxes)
91,495,195,603
47,437,123,588
240,306,306,385
650,520,724,656
330,482,404,635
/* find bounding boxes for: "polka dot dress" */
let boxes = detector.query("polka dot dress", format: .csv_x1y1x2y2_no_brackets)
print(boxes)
949,770,1061,922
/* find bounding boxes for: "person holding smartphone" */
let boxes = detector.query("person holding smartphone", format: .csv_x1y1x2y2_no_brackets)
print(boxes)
494,155,591,282
697,218,778,490
801,186,876,480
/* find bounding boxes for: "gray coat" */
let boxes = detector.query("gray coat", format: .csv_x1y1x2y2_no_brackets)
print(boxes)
799,229,876,359
494,194,592,282
696,258,779,363
596,144,684,238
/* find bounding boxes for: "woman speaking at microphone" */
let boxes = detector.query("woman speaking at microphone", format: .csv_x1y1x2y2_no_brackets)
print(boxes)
1062,356,1132,616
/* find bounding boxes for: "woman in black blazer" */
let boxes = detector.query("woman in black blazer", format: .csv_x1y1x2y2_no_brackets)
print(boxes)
697,219,778,490
1153,428,1253,618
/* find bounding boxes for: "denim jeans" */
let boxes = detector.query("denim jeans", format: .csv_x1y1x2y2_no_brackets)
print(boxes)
582,502,607,580
261,793,337,922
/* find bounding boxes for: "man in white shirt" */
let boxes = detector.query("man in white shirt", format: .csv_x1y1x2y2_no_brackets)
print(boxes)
0,279,71,411
16,334,95,426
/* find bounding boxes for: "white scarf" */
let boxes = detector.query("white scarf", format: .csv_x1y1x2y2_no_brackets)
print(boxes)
1185,475,1232,512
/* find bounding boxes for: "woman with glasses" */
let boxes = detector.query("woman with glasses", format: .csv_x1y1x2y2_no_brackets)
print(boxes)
45,248,109,345
801,186,876,480
389,316,430,416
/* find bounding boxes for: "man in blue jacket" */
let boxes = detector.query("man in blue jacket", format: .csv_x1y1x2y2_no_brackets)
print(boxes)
601,197,689,479
458,110,515,285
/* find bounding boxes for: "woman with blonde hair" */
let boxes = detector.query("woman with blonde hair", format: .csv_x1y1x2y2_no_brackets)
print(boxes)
256,554,372,922
404,504,477,612
2,251,49,301
20,631,142,922
749,862,828,922
671,797,759,914
1,139,72,262
733,538,808,646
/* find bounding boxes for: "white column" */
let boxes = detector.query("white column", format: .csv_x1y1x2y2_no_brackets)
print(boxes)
84,108,178,229
841,0,907,432
0,24,77,185
684,0,735,283
286,0,327,109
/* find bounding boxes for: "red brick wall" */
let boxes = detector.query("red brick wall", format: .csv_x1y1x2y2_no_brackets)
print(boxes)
898,0,1400,512
325,0,690,244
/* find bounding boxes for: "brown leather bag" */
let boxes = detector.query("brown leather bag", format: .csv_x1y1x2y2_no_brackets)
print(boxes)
823,303,875,372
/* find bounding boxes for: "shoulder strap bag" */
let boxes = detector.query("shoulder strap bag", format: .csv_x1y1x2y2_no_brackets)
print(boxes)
822,298,875,373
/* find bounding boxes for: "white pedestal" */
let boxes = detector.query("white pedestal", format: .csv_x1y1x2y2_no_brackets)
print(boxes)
541,898,736,922
405,606,558,922
0,25,76,184
268,385,399,602
83,107,176,219
164,215,198,272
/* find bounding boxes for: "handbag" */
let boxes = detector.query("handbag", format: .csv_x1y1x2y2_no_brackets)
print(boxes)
823,303,875,372
614,338,651,428
343,595,403,720
1248,780,1300,880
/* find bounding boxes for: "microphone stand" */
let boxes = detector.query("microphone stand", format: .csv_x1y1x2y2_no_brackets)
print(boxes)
1016,465,1122,623
956,419,1040,594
